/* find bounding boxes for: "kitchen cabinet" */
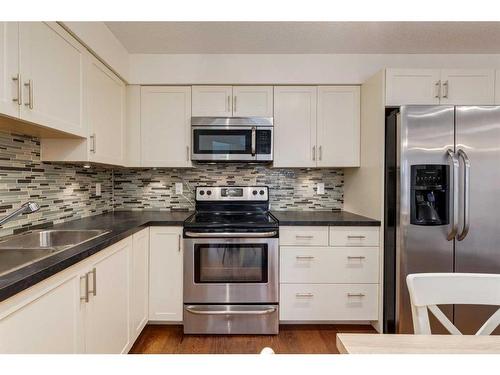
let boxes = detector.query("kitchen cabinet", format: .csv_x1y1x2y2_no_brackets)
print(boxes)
130,228,149,343
141,86,191,167
0,22,19,118
40,56,126,166
83,238,131,354
386,68,495,106
19,22,87,137
192,86,232,117
149,227,183,322
232,86,273,117
317,86,360,167
273,86,317,168
192,85,273,117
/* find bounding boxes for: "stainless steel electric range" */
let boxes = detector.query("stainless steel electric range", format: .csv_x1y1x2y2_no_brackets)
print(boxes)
183,186,279,335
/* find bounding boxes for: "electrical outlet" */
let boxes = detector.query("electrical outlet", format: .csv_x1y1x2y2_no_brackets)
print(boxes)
316,182,325,195
95,183,101,197
175,182,183,194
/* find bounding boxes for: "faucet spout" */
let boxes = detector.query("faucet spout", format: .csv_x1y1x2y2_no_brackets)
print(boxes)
0,201,40,227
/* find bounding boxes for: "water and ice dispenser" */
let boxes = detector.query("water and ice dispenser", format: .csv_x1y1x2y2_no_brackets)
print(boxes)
410,165,449,226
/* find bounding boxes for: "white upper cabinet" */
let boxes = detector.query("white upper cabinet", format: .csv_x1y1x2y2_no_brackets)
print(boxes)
87,57,125,165
317,86,360,167
386,69,441,106
232,86,273,117
440,69,495,105
274,86,317,168
386,68,496,106
19,22,87,137
0,22,19,118
141,86,191,167
192,85,232,117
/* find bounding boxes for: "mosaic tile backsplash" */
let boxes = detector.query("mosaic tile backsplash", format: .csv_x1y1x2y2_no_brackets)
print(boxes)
113,165,344,211
0,131,113,237
0,130,344,236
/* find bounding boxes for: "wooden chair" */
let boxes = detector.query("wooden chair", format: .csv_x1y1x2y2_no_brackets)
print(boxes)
406,273,500,335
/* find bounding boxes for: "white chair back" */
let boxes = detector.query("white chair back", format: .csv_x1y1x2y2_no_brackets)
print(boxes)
260,347,275,354
406,273,500,335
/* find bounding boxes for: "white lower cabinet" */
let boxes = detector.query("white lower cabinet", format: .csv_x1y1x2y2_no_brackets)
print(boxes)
149,227,183,322
280,283,378,321
130,228,149,342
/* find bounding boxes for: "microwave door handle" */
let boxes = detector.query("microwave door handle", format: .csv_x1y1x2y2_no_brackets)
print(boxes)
251,127,256,156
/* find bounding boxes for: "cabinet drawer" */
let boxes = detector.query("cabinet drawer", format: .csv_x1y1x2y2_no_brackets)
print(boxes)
280,226,328,246
280,283,378,321
280,247,379,284
329,227,379,247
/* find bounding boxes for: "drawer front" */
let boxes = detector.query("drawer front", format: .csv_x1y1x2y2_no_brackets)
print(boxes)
280,247,379,284
280,226,329,246
329,227,379,247
280,283,378,321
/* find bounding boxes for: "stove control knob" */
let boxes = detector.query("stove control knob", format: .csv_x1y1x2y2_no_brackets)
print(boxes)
207,190,212,196
259,190,265,195
199,190,205,196
252,190,258,195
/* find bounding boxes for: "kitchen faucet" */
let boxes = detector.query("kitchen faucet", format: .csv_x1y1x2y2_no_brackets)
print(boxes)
0,202,40,226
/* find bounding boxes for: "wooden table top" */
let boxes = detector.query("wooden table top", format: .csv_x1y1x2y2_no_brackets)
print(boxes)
336,333,500,354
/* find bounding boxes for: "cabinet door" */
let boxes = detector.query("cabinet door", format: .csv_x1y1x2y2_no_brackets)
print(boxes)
149,227,183,321
192,85,232,117
317,86,360,167
130,228,149,343
0,274,82,353
232,86,273,117
440,69,495,105
85,239,131,354
88,58,125,165
386,69,440,106
141,86,191,167
19,22,86,136
0,22,19,118
273,86,317,167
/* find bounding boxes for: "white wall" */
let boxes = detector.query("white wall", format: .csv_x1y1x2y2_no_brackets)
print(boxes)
128,53,500,84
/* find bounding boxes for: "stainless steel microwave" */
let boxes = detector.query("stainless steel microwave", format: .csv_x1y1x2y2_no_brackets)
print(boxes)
191,117,273,162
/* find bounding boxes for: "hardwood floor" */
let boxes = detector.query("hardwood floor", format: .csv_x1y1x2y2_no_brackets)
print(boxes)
129,324,376,354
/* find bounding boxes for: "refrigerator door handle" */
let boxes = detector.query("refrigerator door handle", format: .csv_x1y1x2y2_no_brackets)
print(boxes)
447,149,459,240
457,149,471,241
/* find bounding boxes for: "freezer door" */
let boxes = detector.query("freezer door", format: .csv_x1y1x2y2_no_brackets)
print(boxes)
455,106,500,335
398,106,456,333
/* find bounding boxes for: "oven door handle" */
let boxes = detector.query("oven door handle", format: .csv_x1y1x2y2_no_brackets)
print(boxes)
185,306,277,315
184,231,278,238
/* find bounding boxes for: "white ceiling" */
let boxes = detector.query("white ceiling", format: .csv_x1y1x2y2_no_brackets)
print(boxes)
105,22,500,54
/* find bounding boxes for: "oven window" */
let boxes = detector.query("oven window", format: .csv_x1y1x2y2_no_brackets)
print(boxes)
194,244,268,283
193,129,251,154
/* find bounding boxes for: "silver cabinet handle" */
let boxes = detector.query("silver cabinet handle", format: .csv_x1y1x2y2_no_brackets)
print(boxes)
251,126,256,156
347,293,365,297
347,235,366,239
80,273,89,302
347,256,366,260
185,231,277,238
178,234,181,252
442,80,449,98
296,255,315,260
12,74,22,105
295,293,314,297
434,80,441,99
88,267,97,297
319,146,322,161
24,79,33,109
186,306,276,315
447,149,459,240
312,146,316,161
457,149,471,241
186,145,190,161
90,133,96,153
227,95,231,113
296,235,314,239
233,95,237,113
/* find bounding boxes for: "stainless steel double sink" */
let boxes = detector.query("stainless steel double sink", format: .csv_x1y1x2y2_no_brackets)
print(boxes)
0,229,110,276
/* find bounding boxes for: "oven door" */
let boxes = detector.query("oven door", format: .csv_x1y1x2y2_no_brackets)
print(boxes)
192,126,256,161
184,237,278,303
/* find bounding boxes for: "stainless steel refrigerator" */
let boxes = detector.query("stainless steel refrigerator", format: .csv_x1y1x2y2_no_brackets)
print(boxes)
384,105,500,334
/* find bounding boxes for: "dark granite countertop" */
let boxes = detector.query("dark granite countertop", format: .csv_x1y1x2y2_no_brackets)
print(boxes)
0,211,193,303
271,210,380,226
0,209,379,303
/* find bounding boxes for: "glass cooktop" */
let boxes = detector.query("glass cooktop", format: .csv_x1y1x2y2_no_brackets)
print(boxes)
184,211,278,228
